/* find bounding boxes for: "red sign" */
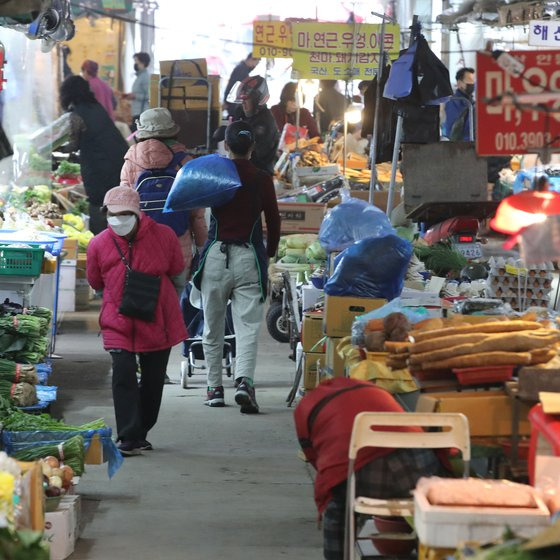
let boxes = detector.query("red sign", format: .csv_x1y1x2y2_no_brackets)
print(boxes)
476,50,560,156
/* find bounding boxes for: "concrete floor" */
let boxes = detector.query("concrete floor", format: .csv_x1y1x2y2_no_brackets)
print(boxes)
50,310,323,560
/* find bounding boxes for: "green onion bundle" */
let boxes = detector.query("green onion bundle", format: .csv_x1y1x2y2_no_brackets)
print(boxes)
0,315,47,338
2,411,106,432
0,359,38,384
26,307,52,335
12,434,85,475
0,379,37,407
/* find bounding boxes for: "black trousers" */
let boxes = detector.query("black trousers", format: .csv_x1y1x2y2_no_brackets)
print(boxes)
110,348,171,442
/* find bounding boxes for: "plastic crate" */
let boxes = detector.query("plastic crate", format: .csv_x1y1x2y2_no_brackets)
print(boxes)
452,365,514,386
0,245,45,277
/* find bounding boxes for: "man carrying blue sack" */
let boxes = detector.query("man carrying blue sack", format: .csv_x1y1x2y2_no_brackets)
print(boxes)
192,121,281,413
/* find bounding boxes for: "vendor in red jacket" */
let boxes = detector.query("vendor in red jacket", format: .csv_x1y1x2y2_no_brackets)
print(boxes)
270,82,320,140
87,186,187,456
294,378,441,560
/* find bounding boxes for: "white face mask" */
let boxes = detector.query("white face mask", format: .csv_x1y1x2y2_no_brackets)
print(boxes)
107,214,137,237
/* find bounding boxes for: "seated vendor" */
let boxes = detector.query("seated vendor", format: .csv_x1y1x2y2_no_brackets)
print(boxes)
294,377,442,560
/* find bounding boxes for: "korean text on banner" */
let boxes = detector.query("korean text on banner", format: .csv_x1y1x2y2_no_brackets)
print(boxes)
291,22,400,80
529,20,560,47
253,21,292,58
475,50,560,157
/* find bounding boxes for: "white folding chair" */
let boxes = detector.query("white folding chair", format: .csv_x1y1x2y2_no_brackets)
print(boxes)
344,412,470,560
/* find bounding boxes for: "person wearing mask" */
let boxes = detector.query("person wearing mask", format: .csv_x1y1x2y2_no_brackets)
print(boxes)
123,52,151,129
232,75,280,175
443,67,476,141
120,107,208,289
294,378,443,560
223,53,261,117
60,76,129,234
86,186,187,456
270,82,320,140
314,80,347,136
81,59,116,120
193,120,281,413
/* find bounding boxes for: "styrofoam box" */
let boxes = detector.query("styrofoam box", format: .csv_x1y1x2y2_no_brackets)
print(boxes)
302,284,323,312
59,264,77,291
414,486,550,548
58,290,76,313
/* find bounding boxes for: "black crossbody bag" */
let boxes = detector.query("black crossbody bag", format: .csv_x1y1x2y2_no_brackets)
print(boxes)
112,238,161,322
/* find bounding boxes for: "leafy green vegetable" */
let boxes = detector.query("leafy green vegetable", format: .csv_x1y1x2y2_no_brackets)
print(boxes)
28,153,52,173
13,434,85,475
54,161,81,177
2,410,106,432
414,241,468,276
0,528,49,560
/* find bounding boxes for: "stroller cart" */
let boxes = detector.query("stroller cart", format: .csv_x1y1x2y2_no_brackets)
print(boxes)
180,283,236,388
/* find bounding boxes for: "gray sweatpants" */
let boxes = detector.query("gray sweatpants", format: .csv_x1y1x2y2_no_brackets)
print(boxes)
201,243,264,387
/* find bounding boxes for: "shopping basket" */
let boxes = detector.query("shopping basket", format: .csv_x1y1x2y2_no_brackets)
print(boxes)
0,244,45,277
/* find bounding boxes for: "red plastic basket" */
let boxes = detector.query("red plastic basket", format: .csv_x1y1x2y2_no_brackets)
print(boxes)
452,365,514,386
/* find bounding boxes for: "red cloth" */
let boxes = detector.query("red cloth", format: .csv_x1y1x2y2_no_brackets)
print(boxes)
270,105,320,139
87,76,115,121
86,214,187,352
294,378,422,514
212,158,281,257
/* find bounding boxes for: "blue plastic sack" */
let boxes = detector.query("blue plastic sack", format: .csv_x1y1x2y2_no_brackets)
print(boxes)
164,154,242,211
325,234,413,300
2,427,123,479
319,197,394,252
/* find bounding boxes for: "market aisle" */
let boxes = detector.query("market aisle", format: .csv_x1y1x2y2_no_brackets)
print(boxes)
51,311,322,559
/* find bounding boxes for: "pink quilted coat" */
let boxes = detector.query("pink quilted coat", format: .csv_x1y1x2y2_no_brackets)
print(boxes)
86,214,188,353
120,138,208,276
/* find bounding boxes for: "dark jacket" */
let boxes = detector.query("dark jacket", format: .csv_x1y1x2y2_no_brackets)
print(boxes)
270,105,320,139
236,106,280,176
314,88,347,135
193,158,281,301
68,102,129,205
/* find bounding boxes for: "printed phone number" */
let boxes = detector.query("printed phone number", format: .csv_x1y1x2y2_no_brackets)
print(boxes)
494,131,554,151
255,46,291,58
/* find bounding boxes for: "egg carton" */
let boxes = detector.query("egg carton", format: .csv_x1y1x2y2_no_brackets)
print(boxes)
489,276,553,290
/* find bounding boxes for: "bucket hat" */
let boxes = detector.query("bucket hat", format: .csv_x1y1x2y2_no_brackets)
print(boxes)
136,107,180,140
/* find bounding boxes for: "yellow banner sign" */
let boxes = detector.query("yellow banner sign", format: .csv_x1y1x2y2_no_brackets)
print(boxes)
252,21,292,58
291,22,400,79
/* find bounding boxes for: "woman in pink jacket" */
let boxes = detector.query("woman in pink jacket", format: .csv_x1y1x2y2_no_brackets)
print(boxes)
87,186,187,456
120,108,208,284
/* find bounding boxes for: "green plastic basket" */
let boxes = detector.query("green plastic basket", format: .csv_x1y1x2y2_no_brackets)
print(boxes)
0,244,45,277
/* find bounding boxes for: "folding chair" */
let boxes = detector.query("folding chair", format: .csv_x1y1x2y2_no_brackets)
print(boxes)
344,412,470,560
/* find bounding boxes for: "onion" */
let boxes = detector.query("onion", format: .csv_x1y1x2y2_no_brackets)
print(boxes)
41,463,53,478
49,475,63,489
61,465,74,484
44,456,60,469
51,468,63,479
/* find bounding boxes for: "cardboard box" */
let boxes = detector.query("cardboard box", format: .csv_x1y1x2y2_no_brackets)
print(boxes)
325,337,345,377
324,295,386,338
60,495,81,539
159,58,207,78
44,506,75,560
416,390,531,437
302,313,325,353
153,74,221,110
277,202,326,234
62,238,78,261
294,164,340,186
84,433,103,465
303,352,325,390
75,279,91,311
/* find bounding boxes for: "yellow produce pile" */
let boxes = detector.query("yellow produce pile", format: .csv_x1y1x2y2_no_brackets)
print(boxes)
297,150,330,167
62,214,94,251
344,162,403,184
384,318,560,372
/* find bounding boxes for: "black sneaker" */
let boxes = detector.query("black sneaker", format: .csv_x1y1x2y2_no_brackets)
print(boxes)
139,440,153,451
234,378,259,414
117,441,142,457
205,386,225,407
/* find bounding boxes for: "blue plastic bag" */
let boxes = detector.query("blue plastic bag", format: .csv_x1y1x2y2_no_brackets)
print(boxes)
319,197,394,252
325,234,413,300
164,154,242,211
